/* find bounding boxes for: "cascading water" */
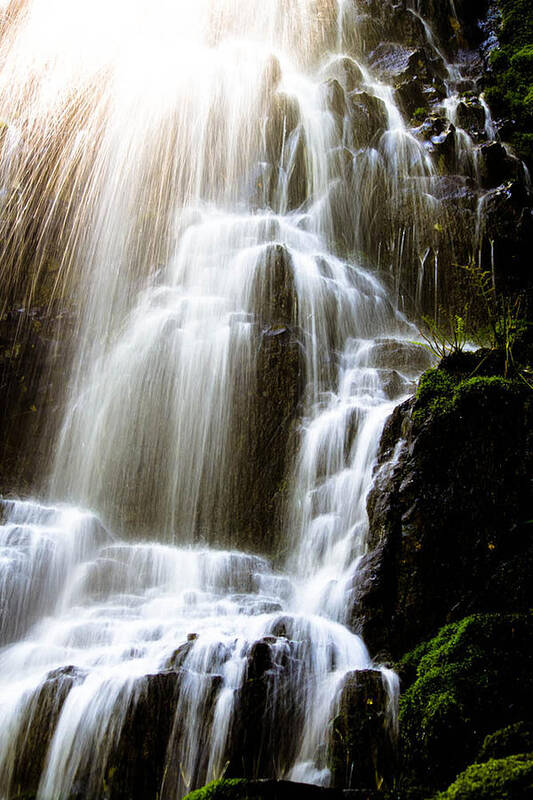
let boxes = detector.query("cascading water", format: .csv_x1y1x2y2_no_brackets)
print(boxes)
0,1,495,798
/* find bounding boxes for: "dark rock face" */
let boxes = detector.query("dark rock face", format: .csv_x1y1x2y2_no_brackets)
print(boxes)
239,251,303,552
9,668,182,800
229,321,303,557
0,307,73,496
328,670,394,792
225,637,303,781
10,666,86,799
103,671,182,800
349,92,388,148
352,358,533,661
480,181,533,294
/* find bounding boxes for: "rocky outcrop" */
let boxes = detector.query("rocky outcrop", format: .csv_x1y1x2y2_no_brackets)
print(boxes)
352,351,533,661
328,670,394,792
10,666,87,799
103,671,182,800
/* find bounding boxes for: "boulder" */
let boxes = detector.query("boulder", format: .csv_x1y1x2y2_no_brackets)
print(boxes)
352,360,533,660
328,670,394,791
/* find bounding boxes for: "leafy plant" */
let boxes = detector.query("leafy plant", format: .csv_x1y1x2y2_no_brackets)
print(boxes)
457,261,527,381
419,308,469,360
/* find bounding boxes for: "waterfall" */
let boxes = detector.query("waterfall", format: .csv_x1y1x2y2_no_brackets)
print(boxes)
0,1,490,798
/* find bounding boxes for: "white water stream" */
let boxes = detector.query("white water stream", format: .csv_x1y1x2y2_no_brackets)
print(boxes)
0,1,479,797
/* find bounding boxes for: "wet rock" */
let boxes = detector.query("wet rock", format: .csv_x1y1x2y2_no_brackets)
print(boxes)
455,97,486,138
481,181,533,292
381,369,412,400
10,666,87,798
229,321,304,557
480,141,520,189
368,339,433,376
265,91,300,164
323,57,364,93
226,641,275,777
264,92,306,209
261,55,282,95
162,639,195,670
254,244,298,329
354,362,533,660
226,637,303,781
349,91,388,148
329,670,393,791
247,640,274,680
431,124,459,173
368,43,415,80
104,670,182,800
0,306,74,497
321,78,348,120
417,112,448,140
269,615,294,640
162,672,223,798
395,78,427,118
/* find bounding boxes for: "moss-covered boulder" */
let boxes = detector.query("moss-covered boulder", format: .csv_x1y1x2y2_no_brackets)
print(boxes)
352,351,533,659
397,613,533,791
435,754,533,800
182,779,350,800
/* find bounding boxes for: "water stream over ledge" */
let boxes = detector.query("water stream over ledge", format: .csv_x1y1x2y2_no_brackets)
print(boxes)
0,1,495,797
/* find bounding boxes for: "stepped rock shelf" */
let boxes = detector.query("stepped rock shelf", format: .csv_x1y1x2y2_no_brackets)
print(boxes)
0,2,531,800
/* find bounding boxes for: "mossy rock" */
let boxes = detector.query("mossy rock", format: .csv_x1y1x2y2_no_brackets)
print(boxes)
183,780,250,800
398,613,533,790
412,365,524,428
478,722,533,762
182,779,347,800
483,0,533,167
435,754,533,800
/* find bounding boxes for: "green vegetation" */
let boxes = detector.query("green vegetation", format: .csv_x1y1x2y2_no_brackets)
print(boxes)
435,755,533,800
397,613,533,790
412,106,428,122
484,0,533,166
412,367,523,426
478,723,533,762
183,780,249,800
421,259,532,385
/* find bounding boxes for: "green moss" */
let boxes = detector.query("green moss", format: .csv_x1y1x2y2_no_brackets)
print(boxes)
183,780,249,800
452,375,521,408
412,366,523,428
398,613,533,790
484,0,533,166
413,107,428,122
478,722,533,762
412,368,457,424
435,754,533,800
